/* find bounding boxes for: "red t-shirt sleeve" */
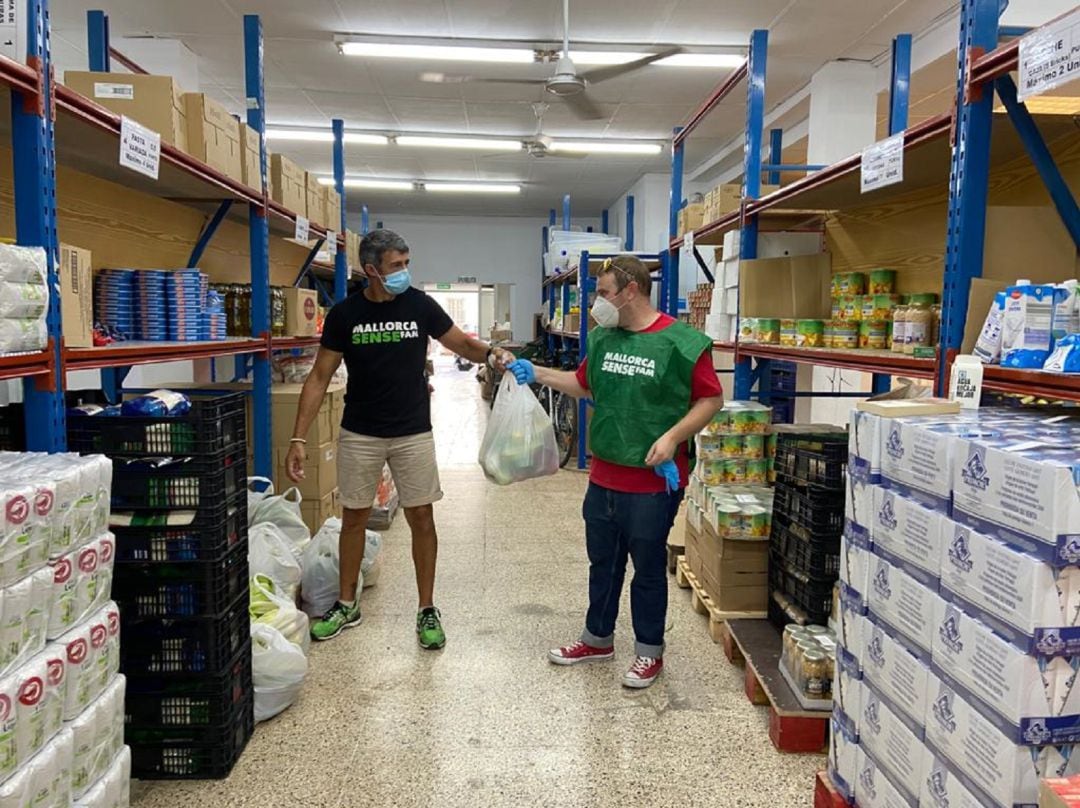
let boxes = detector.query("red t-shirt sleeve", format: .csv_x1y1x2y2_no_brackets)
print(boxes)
575,358,589,392
690,349,723,401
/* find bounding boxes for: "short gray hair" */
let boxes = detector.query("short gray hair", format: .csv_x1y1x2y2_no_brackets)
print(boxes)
359,229,409,270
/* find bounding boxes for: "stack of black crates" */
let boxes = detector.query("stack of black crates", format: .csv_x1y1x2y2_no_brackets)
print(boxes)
68,392,253,780
768,427,848,627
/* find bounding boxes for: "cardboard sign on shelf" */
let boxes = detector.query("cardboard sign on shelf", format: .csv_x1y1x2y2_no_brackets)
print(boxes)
326,231,337,258
1018,8,1080,101
294,215,310,244
860,133,904,193
118,116,161,180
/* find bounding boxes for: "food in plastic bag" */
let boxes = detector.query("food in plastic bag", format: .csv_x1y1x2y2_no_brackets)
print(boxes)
0,281,48,319
250,574,310,654
300,519,354,617
119,389,191,417
74,745,129,808
249,523,303,598
248,486,311,549
0,244,47,284
47,533,114,641
14,649,65,764
246,476,275,517
251,623,308,723
478,374,559,485
0,316,47,353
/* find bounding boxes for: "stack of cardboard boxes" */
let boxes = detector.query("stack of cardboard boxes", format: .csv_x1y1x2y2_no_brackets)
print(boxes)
830,399,1080,808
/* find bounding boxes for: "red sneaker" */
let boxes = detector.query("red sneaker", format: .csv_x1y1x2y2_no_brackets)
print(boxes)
547,640,615,666
622,656,663,688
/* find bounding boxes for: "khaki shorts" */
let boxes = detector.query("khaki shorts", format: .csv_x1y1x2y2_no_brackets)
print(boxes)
337,429,443,510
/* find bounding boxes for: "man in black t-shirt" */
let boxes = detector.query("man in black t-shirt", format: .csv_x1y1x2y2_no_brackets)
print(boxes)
286,230,511,648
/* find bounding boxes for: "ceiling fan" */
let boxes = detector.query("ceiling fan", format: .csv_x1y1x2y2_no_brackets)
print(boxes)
423,0,682,121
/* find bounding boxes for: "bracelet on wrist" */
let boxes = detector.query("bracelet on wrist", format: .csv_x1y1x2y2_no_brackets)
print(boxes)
289,438,307,444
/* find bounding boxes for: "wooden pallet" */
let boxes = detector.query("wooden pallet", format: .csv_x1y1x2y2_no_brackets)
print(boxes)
725,618,830,754
674,556,766,643
666,543,684,575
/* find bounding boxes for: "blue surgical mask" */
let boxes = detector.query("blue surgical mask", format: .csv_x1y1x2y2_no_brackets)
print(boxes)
378,268,411,295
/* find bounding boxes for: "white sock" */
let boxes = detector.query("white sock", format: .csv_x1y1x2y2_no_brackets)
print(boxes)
339,599,356,608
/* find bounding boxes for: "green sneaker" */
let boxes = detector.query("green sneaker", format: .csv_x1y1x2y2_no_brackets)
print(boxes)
310,601,362,641
416,607,446,650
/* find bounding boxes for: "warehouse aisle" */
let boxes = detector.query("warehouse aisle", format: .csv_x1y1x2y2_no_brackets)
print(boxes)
132,365,823,808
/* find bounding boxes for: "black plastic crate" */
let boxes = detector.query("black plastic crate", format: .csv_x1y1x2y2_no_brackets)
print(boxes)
110,448,246,510
67,392,246,457
112,490,247,563
120,592,250,675
125,640,252,727
773,484,845,536
769,553,836,619
127,693,254,780
775,439,848,489
770,518,841,578
0,404,25,451
113,541,249,619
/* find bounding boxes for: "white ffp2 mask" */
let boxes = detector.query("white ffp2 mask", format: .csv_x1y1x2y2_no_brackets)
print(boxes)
591,296,623,328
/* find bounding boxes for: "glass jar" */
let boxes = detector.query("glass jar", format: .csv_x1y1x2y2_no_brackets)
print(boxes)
803,650,829,699
905,301,933,355
892,304,909,353
270,287,287,336
930,303,942,348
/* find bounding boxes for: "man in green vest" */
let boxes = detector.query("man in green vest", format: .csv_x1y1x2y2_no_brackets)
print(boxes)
507,255,722,688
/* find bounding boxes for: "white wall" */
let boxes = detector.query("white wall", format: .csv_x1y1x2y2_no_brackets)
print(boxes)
352,213,599,341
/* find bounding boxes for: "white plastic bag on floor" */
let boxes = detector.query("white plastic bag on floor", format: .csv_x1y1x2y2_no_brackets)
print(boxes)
249,523,302,598
479,374,559,485
361,531,382,589
250,574,310,654
251,623,308,723
246,477,274,516
300,519,383,617
249,486,310,550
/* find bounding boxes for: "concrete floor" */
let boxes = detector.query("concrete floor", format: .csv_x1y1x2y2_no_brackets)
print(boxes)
132,359,823,807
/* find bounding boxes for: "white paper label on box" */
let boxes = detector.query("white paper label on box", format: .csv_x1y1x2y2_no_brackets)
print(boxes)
326,231,338,257
1019,9,1080,102
118,116,160,180
861,133,904,194
94,82,134,100
246,97,260,110
294,216,310,243
0,0,18,61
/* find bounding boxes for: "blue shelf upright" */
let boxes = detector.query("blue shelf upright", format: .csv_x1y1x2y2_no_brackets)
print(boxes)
244,14,273,479
15,0,65,451
332,118,348,303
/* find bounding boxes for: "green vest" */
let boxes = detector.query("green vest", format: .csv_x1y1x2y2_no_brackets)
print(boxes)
586,320,713,468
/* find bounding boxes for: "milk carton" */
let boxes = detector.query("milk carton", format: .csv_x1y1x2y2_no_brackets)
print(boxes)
951,436,1080,566
829,710,859,802
921,750,994,808
931,597,1080,743
939,518,1080,650
867,553,943,661
925,671,1080,807
855,745,919,808
871,486,946,583
1001,282,1057,368
974,291,1007,364
862,620,932,735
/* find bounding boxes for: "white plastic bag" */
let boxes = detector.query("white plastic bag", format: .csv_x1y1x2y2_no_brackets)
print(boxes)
300,519,375,617
249,574,310,654
251,623,308,723
248,523,303,598
361,531,382,589
479,374,559,485
249,486,311,549
246,477,274,518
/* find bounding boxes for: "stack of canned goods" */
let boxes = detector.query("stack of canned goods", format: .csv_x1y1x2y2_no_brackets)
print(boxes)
696,401,776,486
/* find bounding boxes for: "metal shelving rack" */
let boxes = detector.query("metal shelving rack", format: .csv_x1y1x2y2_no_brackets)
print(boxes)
670,6,1080,404
1,1,354,472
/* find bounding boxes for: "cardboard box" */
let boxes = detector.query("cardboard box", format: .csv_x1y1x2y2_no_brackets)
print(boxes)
678,202,705,236
738,254,832,319
346,230,362,273
300,488,340,535
865,553,942,659
306,173,326,228
839,532,873,601
323,187,342,231
183,93,243,184
270,153,307,214
931,596,1080,742
240,124,262,191
829,712,860,802
696,522,768,612
270,382,342,448
275,442,337,499
285,287,318,337
870,485,946,582
63,71,188,149
858,685,926,804
854,747,920,808
59,244,92,348
328,385,345,441
862,621,931,735
1041,777,1080,808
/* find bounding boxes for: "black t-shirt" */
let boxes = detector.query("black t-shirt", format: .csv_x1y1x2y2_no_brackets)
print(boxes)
321,288,454,437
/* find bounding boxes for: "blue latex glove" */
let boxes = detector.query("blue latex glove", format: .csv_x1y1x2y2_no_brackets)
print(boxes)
506,359,535,385
654,459,680,493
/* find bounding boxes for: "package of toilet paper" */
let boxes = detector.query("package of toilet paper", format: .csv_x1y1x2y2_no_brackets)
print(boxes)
47,533,115,641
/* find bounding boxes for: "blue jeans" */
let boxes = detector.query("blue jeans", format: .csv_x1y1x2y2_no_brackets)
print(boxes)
580,483,684,658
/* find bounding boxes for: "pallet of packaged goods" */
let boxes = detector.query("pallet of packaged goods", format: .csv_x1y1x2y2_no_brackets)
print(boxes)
674,556,764,642
0,453,131,805
834,397,1080,808
71,390,255,780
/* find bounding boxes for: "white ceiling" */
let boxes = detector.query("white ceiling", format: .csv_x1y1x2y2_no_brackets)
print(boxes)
52,0,957,218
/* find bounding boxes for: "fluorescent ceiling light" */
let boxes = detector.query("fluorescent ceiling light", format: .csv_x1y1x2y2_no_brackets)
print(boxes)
333,178,415,191
339,41,534,63
549,140,663,155
424,182,521,194
570,51,744,68
397,135,523,151
265,128,388,145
